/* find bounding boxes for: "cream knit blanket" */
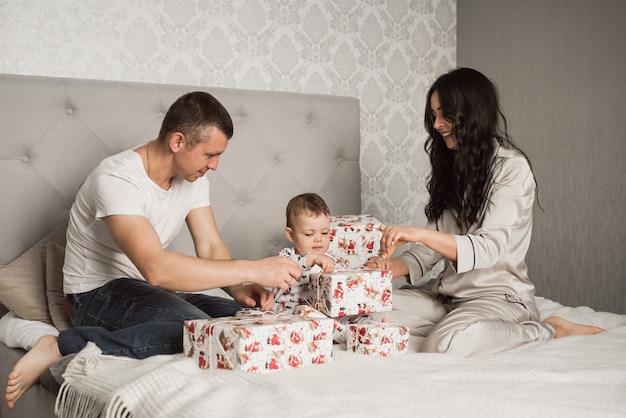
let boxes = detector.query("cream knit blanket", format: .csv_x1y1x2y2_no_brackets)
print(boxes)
56,298,626,418
55,343,180,418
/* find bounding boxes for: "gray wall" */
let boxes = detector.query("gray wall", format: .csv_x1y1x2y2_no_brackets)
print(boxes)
457,0,625,313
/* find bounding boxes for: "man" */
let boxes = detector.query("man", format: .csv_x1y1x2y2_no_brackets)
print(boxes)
6,91,301,409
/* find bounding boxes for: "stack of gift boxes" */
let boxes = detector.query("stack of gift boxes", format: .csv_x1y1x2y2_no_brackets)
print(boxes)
312,215,390,319
183,214,408,373
313,214,409,357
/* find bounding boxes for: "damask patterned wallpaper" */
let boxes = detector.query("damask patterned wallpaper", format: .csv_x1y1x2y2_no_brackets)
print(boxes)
0,0,456,227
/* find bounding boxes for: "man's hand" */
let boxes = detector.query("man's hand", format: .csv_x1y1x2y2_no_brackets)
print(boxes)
249,256,302,290
229,283,274,311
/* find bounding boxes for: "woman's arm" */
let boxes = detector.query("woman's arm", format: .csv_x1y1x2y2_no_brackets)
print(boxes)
379,226,457,262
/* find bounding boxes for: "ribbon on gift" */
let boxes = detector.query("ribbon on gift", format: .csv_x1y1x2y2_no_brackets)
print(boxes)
236,308,278,317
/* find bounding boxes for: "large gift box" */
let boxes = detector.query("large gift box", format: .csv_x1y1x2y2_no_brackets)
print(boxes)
310,269,392,317
329,215,385,266
346,323,409,356
184,314,333,373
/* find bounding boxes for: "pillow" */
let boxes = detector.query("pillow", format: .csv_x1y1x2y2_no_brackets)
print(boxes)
46,241,72,331
0,221,68,325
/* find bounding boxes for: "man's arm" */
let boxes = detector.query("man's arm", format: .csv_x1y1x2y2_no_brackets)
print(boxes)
186,205,231,261
185,206,263,300
103,209,300,292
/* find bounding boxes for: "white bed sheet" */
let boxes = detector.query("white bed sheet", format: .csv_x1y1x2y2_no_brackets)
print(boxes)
56,297,626,418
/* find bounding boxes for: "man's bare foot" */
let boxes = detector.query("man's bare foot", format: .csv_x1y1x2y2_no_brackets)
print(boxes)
5,335,61,410
544,316,604,338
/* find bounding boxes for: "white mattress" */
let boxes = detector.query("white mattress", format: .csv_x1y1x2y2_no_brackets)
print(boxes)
55,297,626,418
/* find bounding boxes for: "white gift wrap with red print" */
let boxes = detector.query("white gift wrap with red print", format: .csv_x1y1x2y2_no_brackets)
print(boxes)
346,323,410,356
329,215,385,265
310,269,392,317
183,315,333,372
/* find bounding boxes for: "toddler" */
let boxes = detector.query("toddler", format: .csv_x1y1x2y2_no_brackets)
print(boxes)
274,193,372,341
273,193,345,312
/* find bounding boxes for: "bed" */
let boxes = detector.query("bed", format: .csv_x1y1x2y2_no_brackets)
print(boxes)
1,74,625,418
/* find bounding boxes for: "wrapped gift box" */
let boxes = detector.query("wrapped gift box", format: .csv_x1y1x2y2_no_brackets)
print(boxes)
292,304,364,343
310,269,392,317
346,323,410,356
334,254,366,269
184,314,333,373
329,215,385,265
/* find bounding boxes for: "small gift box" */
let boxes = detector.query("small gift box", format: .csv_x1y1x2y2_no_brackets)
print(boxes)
346,323,410,356
329,215,385,264
310,269,392,317
183,314,333,372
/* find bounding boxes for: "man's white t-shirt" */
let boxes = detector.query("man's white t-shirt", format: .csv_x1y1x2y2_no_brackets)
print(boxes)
63,149,211,294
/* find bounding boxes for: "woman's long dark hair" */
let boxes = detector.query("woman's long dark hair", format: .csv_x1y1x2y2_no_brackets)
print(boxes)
423,67,535,229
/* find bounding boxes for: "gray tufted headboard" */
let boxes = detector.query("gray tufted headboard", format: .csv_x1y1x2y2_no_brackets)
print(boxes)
0,74,361,270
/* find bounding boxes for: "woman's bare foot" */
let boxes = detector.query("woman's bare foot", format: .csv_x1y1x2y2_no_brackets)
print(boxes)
5,335,61,410
544,316,604,338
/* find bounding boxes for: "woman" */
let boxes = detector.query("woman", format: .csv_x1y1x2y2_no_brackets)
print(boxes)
366,67,602,356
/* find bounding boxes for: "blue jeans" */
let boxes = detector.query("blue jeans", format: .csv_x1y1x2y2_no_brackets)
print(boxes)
58,278,241,359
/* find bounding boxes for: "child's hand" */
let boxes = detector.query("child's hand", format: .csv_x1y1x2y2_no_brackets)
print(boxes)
310,254,336,274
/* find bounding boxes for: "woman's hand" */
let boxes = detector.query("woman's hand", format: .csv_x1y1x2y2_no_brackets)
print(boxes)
364,255,392,270
380,226,458,262
379,226,424,258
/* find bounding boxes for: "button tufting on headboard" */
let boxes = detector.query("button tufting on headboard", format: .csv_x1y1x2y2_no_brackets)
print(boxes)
0,74,361,266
